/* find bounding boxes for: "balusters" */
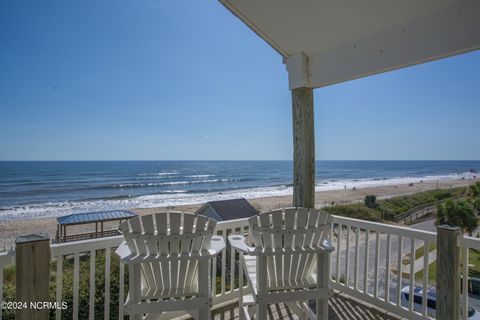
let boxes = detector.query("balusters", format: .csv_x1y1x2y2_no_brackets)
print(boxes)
396,235,403,307
354,227,360,290
374,231,380,298
408,239,415,311
104,248,111,320
345,225,351,287
462,246,469,320
385,233,391,303
422,240,429,317
56,256,63,320
221,229,226,295
230,229,236,292
119,261,125,319
89,250,96,320
336,224,342,284
364,228,370,294
73,253,80,320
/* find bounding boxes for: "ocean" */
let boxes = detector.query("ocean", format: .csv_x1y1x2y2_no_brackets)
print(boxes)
0,160,478,221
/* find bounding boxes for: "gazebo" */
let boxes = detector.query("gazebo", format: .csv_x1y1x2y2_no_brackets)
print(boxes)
55,210,136,243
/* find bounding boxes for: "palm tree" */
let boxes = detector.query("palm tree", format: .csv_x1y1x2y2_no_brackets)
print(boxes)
436,199,478,236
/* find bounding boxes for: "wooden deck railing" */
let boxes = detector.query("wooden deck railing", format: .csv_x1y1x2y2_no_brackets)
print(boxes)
1,215,478,319
331,216,438,320
458,234,480,320
54,229,121,243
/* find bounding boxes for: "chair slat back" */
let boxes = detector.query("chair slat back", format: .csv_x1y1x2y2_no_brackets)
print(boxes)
248,207,332,290
119,211,216,299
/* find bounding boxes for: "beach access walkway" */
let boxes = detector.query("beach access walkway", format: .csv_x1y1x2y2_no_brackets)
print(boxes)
403,249,437,275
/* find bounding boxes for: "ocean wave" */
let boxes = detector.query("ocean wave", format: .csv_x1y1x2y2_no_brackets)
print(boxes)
185,174,215,178
138,172,179,176
111,178,236,188
161,190,189,193
159,178,236,186
0,185,293,221
7,177,252,194
314,171,478,191
0,172,478,221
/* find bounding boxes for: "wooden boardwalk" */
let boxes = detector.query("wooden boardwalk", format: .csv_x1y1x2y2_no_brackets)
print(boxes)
209,291,405,320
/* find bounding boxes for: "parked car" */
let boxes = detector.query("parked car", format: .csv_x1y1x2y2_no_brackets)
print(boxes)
401,286,480,319
471,277,480,295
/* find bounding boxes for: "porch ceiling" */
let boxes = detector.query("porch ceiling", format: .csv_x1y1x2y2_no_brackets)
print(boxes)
219,0,480,88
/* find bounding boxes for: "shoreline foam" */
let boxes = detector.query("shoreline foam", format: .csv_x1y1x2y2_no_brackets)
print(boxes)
0,172,477,221
0,177,477,248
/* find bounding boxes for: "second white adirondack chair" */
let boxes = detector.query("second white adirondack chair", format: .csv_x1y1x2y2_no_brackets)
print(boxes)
228,207,334,320
116,211,225,320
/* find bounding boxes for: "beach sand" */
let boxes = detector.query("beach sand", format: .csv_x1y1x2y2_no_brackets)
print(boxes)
0,177,477,249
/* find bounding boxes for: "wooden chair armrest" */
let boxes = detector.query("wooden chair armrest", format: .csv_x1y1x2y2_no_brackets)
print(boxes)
319,239,335,253
115,242,134,261
208,235,226,256
228,235,255,254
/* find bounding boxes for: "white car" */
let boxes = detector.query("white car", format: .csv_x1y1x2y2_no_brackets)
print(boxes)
401,286,480,319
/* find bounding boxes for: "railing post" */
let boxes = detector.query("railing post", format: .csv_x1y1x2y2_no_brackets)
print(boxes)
436,225,461,320
15,233,51,320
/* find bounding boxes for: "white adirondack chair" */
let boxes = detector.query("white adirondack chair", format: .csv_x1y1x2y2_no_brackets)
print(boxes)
116,211,225,320
228,207,334,320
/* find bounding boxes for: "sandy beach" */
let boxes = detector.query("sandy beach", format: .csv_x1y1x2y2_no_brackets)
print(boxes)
0,177,477,249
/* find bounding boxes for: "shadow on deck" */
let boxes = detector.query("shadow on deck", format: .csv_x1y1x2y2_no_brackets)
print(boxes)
209,291,404,320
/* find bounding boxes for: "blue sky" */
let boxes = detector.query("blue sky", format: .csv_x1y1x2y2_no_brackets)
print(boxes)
1,0,479,161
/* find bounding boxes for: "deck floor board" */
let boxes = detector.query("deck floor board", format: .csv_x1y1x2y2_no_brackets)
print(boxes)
196,291,406,320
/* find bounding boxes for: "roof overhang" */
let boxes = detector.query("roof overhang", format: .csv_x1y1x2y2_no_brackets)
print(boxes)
219,0,480,89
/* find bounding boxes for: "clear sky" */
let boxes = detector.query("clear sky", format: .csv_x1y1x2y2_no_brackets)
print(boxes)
1,0,479,161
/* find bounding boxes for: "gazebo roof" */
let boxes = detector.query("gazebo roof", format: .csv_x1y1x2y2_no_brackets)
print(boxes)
219,0,480,89
56,210,136,226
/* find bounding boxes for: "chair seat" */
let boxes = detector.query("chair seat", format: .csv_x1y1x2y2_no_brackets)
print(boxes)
244,255,258,295
140,283,199,300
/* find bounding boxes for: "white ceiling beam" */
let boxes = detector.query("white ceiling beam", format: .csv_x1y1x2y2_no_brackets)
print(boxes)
297,1,480,89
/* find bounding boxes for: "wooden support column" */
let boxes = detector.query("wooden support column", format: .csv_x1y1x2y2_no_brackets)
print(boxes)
198,258,212,320
292,87,315,208
436,225,461,320
316,251,330,318
15,233,51,320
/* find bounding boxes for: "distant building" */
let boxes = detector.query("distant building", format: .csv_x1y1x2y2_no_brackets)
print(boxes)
196,198,258,221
